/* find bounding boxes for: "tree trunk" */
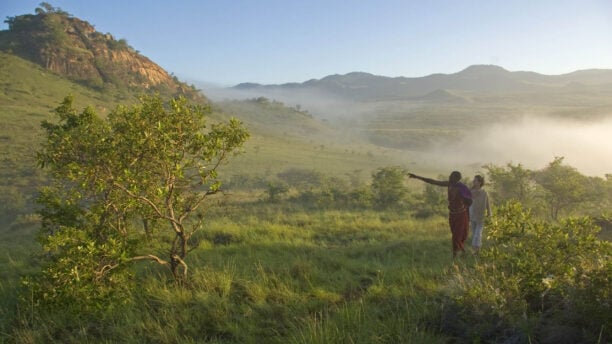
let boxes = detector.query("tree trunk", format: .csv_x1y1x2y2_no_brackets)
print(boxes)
170,231,188,282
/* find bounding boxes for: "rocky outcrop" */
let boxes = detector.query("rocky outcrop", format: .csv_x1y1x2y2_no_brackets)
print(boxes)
1,9,200,98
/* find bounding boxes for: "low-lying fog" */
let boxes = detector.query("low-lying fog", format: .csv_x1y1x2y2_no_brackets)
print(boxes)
200,84,612,177
426,117,612,176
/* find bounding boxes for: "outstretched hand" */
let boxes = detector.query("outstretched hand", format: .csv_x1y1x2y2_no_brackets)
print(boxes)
407,173,417,178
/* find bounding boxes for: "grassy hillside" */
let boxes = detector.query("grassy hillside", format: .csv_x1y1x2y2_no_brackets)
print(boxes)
0,57,609,344
215,98,406,183
0,51,411,226
1,8,608,344
0,52,127,223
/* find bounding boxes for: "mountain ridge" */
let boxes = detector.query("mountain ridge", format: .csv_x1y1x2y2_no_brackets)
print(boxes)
232,64,612,101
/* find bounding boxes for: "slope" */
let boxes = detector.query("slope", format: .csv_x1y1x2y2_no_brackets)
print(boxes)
0,51,404,225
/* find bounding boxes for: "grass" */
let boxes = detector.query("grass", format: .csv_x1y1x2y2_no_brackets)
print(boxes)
2,47,610,342
0,51,413,224
1,202,457,343
0,223,39,339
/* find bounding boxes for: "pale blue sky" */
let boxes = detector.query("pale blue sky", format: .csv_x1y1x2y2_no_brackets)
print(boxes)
2,1,612,86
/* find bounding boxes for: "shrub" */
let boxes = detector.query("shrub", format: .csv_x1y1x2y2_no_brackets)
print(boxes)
371,166,409,210
441,202,611,343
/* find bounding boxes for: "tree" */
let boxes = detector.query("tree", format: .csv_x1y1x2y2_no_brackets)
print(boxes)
485,162,534,205
265,180,289,202
35,94,248,302
371,166,409,209
533,157,600,220
277,168,323,190
413,183,446,219
37,2,68,15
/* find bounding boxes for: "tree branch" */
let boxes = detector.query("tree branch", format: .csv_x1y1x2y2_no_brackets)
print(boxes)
95,254,170,280
172,254,188,277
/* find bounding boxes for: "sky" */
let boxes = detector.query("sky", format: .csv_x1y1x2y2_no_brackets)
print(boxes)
2,1,612,86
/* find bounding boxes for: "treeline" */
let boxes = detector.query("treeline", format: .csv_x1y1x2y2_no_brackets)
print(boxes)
226,157,612,223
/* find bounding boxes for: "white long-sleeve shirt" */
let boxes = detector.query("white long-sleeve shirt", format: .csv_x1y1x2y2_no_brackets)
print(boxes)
469,188,491,223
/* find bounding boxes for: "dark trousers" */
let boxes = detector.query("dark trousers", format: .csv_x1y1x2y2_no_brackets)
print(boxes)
449,210,469,255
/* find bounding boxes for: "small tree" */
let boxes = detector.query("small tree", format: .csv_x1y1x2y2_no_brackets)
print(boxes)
35,95,248,305
412,183,446,218
485,162,534,205
277,168,323,190
534,157,598,220
265,180,289,202
371,166,409,209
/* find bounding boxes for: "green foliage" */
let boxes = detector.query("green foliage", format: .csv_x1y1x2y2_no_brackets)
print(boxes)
107,38,130,50
371,166,410,210
346,186,374,208
265,180,289,202
442,202,611,343
412,183,447,219
291,176,358,209
277,168,324,190
534,157,605,220
0,51,136,228
485,162,534,205
8,205,451,342
25,223,134,314
32,94,248,310
486,158,611,221
36,2,69,15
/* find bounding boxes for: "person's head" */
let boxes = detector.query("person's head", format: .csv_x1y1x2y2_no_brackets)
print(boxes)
472,175,485,188
449,171,462,184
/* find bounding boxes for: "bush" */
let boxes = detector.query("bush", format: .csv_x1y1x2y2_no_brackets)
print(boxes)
277,168,324,190
441,202,611,343
371,166,409,210
412,184,446,219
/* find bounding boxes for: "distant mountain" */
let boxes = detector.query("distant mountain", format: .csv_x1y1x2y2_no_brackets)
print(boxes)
0,5,201,99
233,64,612,102
414,89,467,103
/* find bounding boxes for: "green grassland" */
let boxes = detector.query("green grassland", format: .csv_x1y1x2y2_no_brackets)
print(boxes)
214,98,407,179
3,203,455,343
0,52,137,205
0,52,451,343
0,52,415,225
0,52,610,343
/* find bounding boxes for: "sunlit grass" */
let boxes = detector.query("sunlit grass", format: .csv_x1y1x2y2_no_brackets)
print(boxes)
0,202,457,342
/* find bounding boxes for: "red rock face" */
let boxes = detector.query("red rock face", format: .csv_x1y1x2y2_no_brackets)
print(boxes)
3,12,187,95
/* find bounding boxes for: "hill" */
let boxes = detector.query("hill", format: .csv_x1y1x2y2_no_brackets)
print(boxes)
224,65,612,176
0,7,399,226
233,64,612,102
4,4,612,225
0,4,202,99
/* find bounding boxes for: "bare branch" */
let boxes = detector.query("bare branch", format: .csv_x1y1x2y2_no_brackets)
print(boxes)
95,254,170,280
130,254,170,265
172,254,188,277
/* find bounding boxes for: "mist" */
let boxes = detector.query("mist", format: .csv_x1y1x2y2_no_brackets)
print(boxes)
429,116,612,176
197,83,375,121
196,82,612,176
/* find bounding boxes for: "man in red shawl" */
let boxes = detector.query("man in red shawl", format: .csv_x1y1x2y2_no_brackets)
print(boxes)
408,171,472,257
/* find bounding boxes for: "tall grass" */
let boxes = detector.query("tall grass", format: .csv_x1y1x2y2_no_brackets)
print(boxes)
1,203,455,343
